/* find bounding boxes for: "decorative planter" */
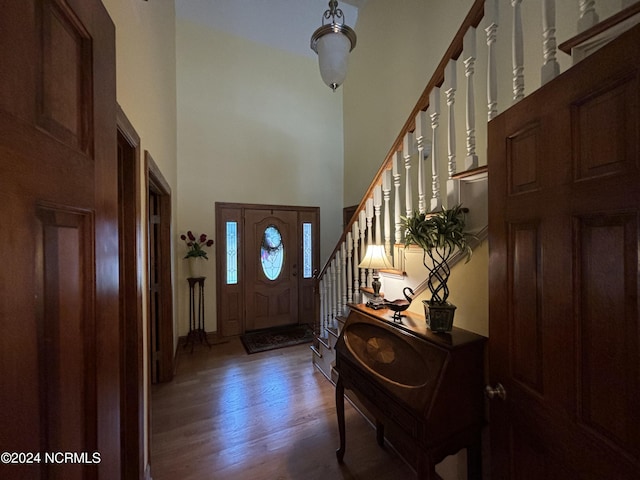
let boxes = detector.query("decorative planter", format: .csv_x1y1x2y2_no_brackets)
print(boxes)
423,300,456,333
187,257,207,278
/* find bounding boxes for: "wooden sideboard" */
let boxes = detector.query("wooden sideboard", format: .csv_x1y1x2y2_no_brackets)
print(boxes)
335,304,486,479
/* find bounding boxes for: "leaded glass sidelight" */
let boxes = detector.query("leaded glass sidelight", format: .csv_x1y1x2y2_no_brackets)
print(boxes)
260,225,284,280
226,221,238,284
303,222,312,278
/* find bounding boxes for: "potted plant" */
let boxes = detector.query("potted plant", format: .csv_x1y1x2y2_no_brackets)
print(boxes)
402,205,474,332
181,230,214,278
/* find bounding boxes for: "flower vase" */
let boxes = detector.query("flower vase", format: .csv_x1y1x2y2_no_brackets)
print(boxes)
187,257,206,279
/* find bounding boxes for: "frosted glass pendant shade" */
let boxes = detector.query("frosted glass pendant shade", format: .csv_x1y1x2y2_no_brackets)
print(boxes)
316,30,351,91
311,19,357,91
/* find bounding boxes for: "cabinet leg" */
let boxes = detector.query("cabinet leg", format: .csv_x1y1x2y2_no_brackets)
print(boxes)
335,377,346,463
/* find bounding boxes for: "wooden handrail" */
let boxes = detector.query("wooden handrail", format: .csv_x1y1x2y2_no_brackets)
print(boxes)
319,0,485,279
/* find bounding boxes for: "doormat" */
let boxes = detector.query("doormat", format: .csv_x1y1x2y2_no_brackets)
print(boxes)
240,323,314,355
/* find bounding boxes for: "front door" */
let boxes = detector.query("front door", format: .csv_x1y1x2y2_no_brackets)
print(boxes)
245,209,299,331
216,203,320,335
488,25,640,479
0,0,120,478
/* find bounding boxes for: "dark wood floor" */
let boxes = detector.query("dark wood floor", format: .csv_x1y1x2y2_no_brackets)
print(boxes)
150,337,416,480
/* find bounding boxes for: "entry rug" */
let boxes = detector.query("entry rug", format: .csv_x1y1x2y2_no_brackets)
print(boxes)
240,323,314,355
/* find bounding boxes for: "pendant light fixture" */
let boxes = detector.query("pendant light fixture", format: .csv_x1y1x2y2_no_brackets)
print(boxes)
310,0,357,91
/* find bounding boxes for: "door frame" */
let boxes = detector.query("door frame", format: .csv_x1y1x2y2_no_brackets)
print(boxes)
146,152,174,383
215,202,320,336
117,105,146,479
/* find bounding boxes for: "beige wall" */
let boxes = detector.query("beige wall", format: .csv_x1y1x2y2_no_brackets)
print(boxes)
176,18,345,336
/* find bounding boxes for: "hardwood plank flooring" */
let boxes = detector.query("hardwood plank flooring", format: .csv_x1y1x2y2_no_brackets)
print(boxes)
150,337,415,480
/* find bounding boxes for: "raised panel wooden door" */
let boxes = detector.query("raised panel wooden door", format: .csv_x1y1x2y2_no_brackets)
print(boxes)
244,209,299,331
488,25,640,479
0,0,119,478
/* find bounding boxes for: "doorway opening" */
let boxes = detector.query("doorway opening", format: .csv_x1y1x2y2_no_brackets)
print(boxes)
146,152,174,384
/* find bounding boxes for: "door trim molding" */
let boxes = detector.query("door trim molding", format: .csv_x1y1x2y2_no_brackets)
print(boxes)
117,105,146,480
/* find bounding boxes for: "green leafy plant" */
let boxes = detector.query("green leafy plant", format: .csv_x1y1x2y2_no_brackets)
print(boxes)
402,204,474,304
180,231,214,259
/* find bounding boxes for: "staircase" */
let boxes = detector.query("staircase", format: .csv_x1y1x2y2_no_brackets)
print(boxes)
311,0,640,382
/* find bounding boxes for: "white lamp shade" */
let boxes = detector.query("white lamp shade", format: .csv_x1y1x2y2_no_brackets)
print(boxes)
316,31,351,90
358,245,393,270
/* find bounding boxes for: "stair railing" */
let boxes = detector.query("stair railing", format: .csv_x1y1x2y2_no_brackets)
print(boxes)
312,0,640,344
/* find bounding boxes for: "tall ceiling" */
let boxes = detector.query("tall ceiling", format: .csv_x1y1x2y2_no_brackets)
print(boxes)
175,0,366,58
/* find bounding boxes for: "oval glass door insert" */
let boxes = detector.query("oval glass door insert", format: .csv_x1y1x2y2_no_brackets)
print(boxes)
260,225,284,280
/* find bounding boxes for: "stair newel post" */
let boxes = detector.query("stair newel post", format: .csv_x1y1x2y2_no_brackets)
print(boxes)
415,110,428,215
382,169,392,259
392,152,402,248
429,88,442,212
352,221,360,301
463,29,479,170
358,210,367,292
444,59,459,207
403,132,415,218
346,231,353,305
512,0,525,103
485,0,499,121
541,0,560,84
578,0,599,32
341,241,347,315
366,198,374,288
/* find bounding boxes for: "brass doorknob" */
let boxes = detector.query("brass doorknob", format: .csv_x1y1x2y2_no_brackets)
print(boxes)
485,383,507,400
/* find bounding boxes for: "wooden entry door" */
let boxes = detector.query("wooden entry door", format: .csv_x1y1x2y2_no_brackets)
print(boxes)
488,25,640,479
0,0,121,478
216,203,319,336
245,209,299,331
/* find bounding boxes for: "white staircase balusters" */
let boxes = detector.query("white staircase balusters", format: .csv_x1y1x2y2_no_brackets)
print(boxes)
415,110,429,215
429,88,442,212
382,169,392,259
392,152,402,248
352,221,360,302
463,28,479,171
319,276,325,337
340,242,347,314
366,198,374,287
403,132,415,218
359,210,367,291
314,0,634,374
542,0,560,84
325,265,332,333
512,0,525,103
331,258,337,326
346,231,353,304
374,185,382,245
578,0,599,32
445,59,459,207
485,0,499,121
